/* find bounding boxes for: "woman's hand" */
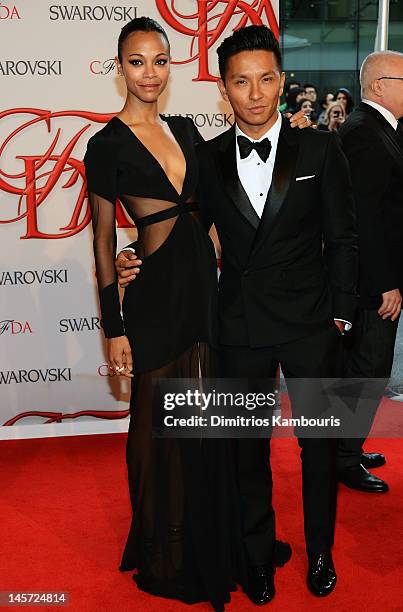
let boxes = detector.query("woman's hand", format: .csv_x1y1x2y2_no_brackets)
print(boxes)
108,335,134,378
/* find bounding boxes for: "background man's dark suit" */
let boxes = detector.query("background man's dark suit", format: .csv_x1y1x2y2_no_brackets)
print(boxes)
338,102,403,470
197,116,358,565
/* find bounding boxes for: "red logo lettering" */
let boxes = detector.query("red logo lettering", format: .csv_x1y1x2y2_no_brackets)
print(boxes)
0,109,133,239
156,0,279,82
0,3,21,19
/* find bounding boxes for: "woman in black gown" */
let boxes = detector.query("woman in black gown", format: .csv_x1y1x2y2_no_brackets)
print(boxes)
83,17,245,611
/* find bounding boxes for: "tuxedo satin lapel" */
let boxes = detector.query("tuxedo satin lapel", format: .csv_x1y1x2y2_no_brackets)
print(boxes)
249,119,298,260
359,102,403,170
218,126,260,230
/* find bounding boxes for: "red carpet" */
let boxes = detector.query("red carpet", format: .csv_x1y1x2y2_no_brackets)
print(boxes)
1,432,402,612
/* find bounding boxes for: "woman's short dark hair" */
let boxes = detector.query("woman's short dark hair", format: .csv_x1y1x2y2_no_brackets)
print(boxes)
217,25,282,81
118,16,170,61
285,86,304,112
334,87,354,114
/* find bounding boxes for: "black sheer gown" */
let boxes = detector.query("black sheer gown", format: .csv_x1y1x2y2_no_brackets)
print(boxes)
84,115,246,611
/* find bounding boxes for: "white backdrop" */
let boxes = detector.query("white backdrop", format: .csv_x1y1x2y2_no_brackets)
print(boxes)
0,0,279,439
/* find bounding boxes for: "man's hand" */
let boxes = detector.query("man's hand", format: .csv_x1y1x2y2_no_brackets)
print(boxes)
115,249,142,288
108,335,133,378
334,320,345,334
378,288,402,321
285,109,312,129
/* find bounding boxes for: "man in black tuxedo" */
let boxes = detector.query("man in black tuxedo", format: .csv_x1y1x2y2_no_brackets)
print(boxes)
195,26,357,603
115,26,358,604
337,51,403,493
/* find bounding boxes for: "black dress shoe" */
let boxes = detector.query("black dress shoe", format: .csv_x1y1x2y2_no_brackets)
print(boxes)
339,464,389,492
245,565,275,605
307,552,337,597
274,540,292,567
361,452,386,469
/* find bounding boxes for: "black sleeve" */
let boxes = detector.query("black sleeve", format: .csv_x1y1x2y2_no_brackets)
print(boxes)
84,135,125,338
195,143,214,232
339,125,398,296
122,241,138,251
320,131,359,322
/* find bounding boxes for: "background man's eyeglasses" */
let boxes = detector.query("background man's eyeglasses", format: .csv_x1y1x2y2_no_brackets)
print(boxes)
378,76,403,81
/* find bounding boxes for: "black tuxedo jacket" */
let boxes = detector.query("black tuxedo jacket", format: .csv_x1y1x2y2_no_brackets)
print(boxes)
339,102,403,309
197,116,358,347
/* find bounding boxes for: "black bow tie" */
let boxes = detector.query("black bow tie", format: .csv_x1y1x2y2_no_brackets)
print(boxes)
237,135,272,162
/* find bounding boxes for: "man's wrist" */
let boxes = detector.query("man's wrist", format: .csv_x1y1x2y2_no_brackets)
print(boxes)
121,247,136,254
334,318,352,332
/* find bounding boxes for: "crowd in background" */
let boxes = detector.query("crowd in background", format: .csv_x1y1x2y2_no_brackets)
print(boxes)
279,80,355,131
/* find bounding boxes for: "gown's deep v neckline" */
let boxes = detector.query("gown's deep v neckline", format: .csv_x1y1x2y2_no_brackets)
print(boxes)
113,115,188,199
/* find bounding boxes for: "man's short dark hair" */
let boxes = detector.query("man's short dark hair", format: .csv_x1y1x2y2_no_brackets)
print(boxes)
217,25,282,81
303,83,317,91
285,80,301,94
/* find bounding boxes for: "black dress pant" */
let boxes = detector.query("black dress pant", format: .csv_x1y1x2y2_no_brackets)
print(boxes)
338,308,399,469
220,324,342,566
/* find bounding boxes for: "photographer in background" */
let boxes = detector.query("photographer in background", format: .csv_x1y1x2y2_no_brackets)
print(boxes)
319,101,346,132
317,92,335,125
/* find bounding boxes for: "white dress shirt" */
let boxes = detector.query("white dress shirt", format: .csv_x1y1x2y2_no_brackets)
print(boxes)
235,111,282,217
362,98,399,130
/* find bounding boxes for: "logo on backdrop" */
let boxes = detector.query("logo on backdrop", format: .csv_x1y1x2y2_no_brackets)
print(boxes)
0,269,69,285
98,363,117,377
89,59,116,75
0,3,20,19
59,317,101,332
156,0,279,82
49,5,137,21
0,109,134,239
0,320,32,335
0,61,62,76
166,112,233,129
0,368,72,384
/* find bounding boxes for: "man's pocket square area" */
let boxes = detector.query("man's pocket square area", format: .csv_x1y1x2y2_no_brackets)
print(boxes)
295,175,316,181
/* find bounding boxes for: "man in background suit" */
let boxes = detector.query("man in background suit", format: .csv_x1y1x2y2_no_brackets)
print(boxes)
115,26,358,604
337,51,403,493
